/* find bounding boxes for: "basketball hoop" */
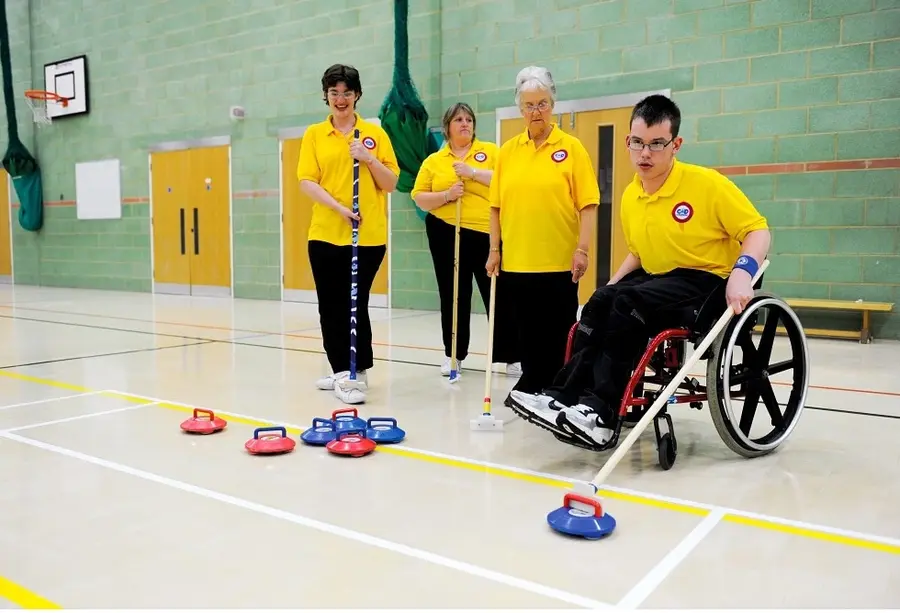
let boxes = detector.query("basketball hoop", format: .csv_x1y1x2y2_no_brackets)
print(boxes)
24,90,68,125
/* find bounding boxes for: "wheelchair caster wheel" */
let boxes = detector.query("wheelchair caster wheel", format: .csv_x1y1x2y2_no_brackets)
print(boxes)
658,433,676,470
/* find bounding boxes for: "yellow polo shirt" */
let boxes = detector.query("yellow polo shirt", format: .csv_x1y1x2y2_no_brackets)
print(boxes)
489,124,599,273
296,113,399,247
620,159,769,278
411,138,497,234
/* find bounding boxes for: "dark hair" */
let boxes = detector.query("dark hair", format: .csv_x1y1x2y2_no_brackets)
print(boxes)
441,102,476,140
630,94,681,138
321,64,362,106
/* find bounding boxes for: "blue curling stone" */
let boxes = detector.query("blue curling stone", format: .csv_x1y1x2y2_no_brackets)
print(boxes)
300,418,336,446
546,493,616,540
332,409,366,432
365,417,405,444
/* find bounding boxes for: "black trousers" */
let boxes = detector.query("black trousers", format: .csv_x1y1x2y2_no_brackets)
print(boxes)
503,271,579,394
545,267,724,423
424,213,519,363
308,239,386,374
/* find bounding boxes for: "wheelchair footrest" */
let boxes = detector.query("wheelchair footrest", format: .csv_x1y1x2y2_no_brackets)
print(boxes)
508,397,569,437
552,432,613,452
508,395,617,453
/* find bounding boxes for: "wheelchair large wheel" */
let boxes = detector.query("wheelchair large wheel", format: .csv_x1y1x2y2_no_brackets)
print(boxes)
707,291,810,458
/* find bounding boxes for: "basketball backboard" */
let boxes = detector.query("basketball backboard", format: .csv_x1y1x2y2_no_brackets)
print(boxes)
43,54,90,119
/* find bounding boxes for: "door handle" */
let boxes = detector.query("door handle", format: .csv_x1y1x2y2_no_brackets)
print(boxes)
193,207,199,255
179,208,185,255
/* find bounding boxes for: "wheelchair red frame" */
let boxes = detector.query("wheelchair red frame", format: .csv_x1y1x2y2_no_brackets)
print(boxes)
563,326,705,421
557,286,810,470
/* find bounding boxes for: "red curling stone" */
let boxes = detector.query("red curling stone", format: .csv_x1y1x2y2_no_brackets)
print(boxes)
244,426,296,455
325,429,376,458
180,408,227,434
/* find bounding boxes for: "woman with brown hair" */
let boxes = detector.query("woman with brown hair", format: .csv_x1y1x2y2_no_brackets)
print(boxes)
297,64,400,404
412,102,520,378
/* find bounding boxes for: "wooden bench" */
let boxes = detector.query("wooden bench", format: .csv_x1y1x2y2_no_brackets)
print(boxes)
755,298,894,344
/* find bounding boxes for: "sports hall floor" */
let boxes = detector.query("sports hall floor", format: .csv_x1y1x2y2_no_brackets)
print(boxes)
0,283,898,609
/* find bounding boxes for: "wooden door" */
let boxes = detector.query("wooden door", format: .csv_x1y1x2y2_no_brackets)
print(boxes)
370,204,389,304
571,108,633,304
498,109,633,305
281,136,317,302
0,169,11,282
151,150,192,294
188,145,231,297
499,117,522,145
280,133,389,306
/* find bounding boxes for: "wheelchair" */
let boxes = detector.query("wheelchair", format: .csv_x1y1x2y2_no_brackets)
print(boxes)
521,272,810,471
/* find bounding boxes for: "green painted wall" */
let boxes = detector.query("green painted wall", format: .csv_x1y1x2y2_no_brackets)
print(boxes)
3,0,444,299
2,0,899,337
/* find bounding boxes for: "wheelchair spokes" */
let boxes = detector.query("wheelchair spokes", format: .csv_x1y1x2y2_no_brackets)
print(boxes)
534,289,809,469
708,293,810,457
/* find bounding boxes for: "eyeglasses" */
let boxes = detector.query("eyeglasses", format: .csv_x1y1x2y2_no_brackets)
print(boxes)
627,137,673,152
327,90,356,100
521,101,551,113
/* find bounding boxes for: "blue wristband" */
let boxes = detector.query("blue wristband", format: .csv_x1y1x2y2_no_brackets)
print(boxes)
733,254,759,278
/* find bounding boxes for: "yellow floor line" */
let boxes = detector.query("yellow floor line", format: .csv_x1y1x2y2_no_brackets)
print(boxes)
101,389,706,516
0,370,88,392
2,369,899,556
0,576,61,609
723,514,900,556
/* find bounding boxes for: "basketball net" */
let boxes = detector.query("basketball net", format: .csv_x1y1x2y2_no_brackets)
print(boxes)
24,90,68,125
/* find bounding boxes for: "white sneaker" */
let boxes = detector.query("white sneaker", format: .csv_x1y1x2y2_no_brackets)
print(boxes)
508,390,570,436
333,371,368,404
510,390,558,414
441,356,463,376
556,404,613,446
317,370,367,391
491,362,522,376
315,373,338,390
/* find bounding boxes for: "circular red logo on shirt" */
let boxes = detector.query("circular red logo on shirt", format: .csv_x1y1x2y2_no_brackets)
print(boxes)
473,151,487,162
362,136,376,150
672,202,693,223
551,149,568,162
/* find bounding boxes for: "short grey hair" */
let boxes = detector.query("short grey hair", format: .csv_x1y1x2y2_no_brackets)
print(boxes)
514,66,557,106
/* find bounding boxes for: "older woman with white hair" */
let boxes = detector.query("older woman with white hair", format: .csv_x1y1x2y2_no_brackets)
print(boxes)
487,66,599,396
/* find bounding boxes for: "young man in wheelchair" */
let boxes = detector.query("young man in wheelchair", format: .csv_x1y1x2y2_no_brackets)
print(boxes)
509,94,772,451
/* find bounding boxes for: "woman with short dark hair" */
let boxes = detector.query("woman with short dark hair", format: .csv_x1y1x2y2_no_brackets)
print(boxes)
297,63,400,404
412,102,520,378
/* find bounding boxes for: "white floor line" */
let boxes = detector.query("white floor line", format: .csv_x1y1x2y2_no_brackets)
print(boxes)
0,403,158,433
0,391,104,412
0,431,612,610
103,388,900,550
616,509,725,609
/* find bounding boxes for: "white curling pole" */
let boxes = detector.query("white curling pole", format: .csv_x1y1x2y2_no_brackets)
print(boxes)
483,274,497,409
448,197,462,384
573,259,769,496
470,273,503,431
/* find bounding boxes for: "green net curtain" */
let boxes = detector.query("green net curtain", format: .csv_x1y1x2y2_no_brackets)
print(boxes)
378,0,440,222
0,0,43,232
